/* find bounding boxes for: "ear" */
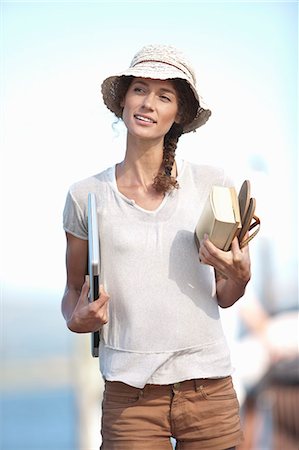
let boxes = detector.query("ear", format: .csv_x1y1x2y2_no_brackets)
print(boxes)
120,98,125,108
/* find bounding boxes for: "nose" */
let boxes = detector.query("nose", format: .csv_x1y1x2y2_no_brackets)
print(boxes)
141,92,155,110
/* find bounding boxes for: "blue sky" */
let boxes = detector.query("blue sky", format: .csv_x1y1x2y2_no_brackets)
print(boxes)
1,1,298,305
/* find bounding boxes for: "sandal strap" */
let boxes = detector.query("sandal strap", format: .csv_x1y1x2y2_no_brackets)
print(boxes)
240,215,260,248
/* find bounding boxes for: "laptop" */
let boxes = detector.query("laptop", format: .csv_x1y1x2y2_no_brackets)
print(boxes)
87,192,101,357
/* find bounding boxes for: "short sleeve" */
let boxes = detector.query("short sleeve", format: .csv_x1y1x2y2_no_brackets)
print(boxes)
63,189,88,240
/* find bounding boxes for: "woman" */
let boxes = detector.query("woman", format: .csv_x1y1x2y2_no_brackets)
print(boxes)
62,44,251,450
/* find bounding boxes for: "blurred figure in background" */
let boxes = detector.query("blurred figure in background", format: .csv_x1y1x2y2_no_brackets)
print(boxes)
230,157,299,450
236,290,298,450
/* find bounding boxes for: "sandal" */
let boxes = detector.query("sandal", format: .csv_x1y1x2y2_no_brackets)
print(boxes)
237,180,260,248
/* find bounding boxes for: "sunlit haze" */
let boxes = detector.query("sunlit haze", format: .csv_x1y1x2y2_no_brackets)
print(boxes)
1,2,297,302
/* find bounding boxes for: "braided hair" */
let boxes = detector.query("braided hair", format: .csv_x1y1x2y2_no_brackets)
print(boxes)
153,79,198,193
152,121,183,193
116,76,198,194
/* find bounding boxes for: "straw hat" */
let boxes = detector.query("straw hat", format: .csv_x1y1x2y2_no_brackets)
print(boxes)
101,44,211,133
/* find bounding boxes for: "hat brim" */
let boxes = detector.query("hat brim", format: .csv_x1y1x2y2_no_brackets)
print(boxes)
101,63,211,133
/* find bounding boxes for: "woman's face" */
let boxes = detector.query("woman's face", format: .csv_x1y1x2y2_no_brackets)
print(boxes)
121,78,180,142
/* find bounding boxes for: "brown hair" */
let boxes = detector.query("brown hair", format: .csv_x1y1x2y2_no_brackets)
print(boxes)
115,76,199,193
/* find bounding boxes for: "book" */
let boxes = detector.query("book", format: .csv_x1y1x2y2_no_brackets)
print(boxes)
195,185,241,251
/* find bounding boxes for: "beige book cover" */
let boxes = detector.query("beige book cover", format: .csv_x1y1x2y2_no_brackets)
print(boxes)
195,185,241,251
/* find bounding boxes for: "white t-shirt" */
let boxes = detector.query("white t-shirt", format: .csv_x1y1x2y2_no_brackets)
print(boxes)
63,160,233,388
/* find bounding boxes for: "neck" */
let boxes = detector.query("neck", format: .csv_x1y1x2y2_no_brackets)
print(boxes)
118,135,164,187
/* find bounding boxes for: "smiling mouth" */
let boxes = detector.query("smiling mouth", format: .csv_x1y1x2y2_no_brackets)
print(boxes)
134,114,156,124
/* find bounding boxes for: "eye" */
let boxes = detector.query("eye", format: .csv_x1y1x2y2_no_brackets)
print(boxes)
133,86,145,94
160,95,171,102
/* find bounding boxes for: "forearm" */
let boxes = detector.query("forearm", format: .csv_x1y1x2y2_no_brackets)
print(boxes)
61,286,81,327
216,274,250,308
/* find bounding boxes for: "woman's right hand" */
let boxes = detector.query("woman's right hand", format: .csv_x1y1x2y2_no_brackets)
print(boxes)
67,278,110,333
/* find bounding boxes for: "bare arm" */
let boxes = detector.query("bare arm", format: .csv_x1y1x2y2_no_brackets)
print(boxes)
61,232,109,333
199,235,251,308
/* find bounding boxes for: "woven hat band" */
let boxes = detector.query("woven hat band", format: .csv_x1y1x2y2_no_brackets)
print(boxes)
132,59,195,84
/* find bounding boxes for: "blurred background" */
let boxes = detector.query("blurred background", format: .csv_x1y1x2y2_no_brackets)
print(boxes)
1,1,298,449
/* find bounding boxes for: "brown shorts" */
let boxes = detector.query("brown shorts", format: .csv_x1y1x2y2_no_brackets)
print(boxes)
101,376,243,450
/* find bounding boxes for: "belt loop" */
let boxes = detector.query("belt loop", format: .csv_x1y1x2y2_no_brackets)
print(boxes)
194,379,204,392
138,388,144,399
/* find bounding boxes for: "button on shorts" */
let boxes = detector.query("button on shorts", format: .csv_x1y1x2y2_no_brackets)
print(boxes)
101,376,243,449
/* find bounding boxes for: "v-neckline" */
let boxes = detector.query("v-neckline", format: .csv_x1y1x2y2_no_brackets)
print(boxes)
111,166,170,214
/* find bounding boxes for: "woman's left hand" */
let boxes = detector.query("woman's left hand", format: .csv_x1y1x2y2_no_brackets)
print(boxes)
199,234,251,307
199,234,251,283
